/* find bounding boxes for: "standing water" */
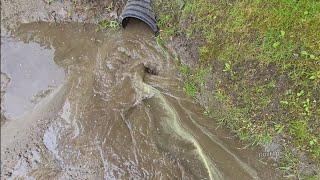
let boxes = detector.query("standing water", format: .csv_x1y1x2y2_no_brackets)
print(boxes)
1,21,277,179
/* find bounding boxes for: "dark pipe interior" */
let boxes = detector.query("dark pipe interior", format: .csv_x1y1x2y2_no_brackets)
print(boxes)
121,17,157,35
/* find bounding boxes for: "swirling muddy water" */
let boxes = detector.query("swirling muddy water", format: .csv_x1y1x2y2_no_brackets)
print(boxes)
1,21,276,179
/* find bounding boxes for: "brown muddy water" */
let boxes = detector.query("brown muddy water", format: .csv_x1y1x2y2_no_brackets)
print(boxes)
1,21,277,179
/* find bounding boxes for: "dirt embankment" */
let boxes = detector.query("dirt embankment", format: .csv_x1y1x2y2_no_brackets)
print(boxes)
152,0,319,179
1,0,125,34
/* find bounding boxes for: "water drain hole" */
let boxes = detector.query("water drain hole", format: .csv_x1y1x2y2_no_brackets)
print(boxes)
144,65,158,75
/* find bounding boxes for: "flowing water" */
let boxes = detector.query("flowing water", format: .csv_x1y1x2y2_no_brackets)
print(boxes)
1,21,277,179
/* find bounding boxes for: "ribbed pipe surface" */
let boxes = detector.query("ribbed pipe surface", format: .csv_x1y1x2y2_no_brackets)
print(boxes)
119,0,159,35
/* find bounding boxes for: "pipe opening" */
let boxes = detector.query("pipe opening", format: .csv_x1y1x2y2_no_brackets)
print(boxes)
121,17,159,36
119,0,159,36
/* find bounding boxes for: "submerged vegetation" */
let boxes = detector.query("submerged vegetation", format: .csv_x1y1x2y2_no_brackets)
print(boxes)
154,0,320,177
96,19,120,31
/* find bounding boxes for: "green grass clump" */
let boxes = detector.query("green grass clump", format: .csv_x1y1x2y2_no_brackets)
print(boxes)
155,0,320,177
96,20,120,31
183,81,197,97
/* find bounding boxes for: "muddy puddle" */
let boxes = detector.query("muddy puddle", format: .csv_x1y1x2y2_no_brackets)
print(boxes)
1,21,278,179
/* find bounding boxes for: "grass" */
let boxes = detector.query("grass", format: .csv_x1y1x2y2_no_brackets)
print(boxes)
154,0,320,177
96,19,120,31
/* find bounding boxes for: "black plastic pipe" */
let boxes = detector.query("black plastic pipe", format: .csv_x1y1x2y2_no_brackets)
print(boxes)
119,0,159,35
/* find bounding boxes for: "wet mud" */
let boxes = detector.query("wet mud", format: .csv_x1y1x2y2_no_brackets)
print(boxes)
0,20,280,179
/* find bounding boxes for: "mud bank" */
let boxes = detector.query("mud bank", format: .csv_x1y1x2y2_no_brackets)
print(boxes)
1,0,124,35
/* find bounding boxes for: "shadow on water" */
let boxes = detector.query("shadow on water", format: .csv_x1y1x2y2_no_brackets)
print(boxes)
1,21,278,179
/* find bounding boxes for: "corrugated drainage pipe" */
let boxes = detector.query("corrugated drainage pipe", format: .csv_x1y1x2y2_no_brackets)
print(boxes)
119,0,159,35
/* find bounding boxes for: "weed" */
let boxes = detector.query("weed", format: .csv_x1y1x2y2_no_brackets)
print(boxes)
96,20,119,31
279,150,298,175
46,0,55,5
184,81,197,97
274,124,285,134
178,64,190,76
203,109,212,117
193,67,209,87
289,120,309,143
156,36,165,48
222,62,232,72
105,2,114,12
